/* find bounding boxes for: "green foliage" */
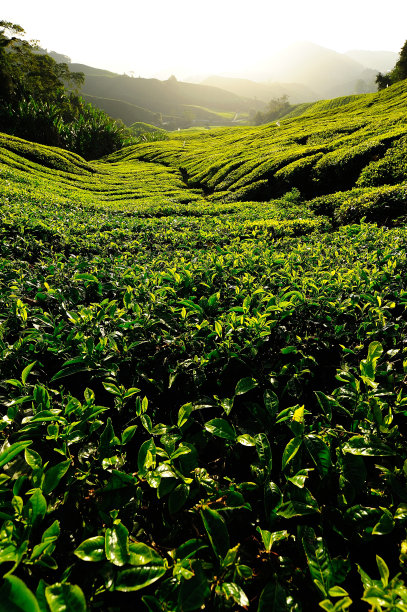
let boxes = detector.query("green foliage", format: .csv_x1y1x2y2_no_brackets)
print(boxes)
253,95,294,125
0,21,134,158
376,39,407,90
1,75,407,610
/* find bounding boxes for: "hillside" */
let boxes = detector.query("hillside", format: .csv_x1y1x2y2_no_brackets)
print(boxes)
201,75,318,104
107,79,407,220
71,63,265,128
1,81,407,610
345,49,399,72
247,42,379,98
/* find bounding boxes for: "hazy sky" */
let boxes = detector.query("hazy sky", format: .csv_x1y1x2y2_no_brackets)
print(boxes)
3,0,407,78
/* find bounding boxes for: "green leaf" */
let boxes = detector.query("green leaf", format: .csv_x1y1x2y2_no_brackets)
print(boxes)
45,583,86,612
105,522,130,566
0,441,32,468
168,483,190,514
282,436,302,470
368,341,383,363
0,575,40,612
35,580,48,612
204,418,236,441
74,272,99,283
217,582,249,607
235,377,258,396
138,439,156,476
372,509,394,535
51,365,92,382
255,433,272,473
257,527,288,552
177,403,194,428
315,391,351,419
174,539,208,560
103,382,121,396
301,526,333,597
258,578,288,611
201,506,230,561
121,425,138,445
42,460,71,495
342,436,393,456
376,555,389,587
24,448,43,471
305,435,331,477
128,542,163,567
394,503,407,520
263,390,279,421
360,341,383,381
277,486,320,520
237,434,256,446
178,562,210,611
42,520,60,542
257,528,277,552
123,387,140,399
21,362,36,385
74,536,106,562
281,345,298,354
27,489,47,527
114,565,166,592
328,586,349,597
357,564,374,590
287,469,313,488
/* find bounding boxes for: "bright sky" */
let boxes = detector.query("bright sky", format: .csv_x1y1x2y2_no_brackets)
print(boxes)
3,0,407,78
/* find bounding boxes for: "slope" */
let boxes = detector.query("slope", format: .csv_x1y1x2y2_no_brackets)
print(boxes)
71,63,264,128
107,79,407,224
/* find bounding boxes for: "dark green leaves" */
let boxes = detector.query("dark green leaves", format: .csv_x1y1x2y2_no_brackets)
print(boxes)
204,418,236,441
282,436,302,471
42,460,71,495
342,436,393,456
115,566,167,592
301,526,333,597
235,377,258,396
178,562,210,611
105,522,130,566
304,435,331,476
201,506,230,561
74,536,106,562
0,441,32,468
44,583,86,612
258,579,288,611
0,576,40,612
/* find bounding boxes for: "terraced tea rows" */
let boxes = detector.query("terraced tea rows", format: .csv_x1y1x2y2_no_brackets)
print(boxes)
1,81,407,611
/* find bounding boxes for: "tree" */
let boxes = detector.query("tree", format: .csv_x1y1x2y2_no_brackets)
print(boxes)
253,95,292,125
376,39,407,90
0,20,83,102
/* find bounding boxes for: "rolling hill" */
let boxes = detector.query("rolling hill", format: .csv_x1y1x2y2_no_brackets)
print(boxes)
240,42,382,99
201,75,318,104
71,63,265,128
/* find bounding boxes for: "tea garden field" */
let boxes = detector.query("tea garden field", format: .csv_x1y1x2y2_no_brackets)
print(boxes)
1,81,407,611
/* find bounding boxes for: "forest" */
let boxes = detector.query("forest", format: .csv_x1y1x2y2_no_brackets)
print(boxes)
1,19,407,612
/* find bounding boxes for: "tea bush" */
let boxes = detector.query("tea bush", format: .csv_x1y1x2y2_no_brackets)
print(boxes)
1,79,407,610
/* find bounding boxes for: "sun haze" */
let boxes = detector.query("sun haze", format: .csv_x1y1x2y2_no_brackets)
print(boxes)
2,0,407,78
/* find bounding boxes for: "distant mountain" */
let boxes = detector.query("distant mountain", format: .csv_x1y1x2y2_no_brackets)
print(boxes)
244,42,380,99
201,76,318,104
345,50,398,73
70,64,264,128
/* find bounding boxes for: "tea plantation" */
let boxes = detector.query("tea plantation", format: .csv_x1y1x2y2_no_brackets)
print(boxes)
1,80,407,611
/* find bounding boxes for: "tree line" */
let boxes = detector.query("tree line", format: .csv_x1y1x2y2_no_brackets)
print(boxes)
0,21,133,158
